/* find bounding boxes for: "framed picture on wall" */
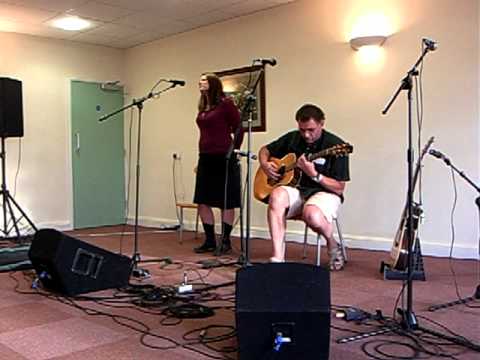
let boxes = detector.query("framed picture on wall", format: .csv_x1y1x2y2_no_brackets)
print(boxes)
215,65,266,132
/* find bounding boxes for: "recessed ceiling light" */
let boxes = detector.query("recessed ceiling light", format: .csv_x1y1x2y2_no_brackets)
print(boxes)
52,16,91,31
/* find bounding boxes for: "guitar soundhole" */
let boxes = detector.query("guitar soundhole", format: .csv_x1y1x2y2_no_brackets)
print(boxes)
267,179,277,186
267,166,286,187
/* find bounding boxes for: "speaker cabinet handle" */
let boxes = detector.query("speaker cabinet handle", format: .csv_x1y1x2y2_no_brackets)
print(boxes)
71,248,103,278
75,132,80,153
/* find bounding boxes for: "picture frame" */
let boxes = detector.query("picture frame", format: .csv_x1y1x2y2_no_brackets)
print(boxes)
215,65,266,132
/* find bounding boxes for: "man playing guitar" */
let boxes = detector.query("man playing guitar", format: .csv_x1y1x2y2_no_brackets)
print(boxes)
258,104,350,270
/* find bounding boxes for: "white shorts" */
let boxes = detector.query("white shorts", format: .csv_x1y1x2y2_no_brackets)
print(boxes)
281,186,341,223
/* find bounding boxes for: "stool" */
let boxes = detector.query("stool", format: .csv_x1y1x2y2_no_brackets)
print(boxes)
301,217,347,266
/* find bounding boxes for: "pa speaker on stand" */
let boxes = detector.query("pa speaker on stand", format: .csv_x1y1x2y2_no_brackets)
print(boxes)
0,77,36,239
0,77,24,137
236,263,331,360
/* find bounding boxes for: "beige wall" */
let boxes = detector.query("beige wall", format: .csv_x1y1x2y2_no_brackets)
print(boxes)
125,0,479,258
0,32,125,229
0,0,477,258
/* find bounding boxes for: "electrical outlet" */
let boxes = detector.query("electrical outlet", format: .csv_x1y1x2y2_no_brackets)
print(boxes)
173,152,181,160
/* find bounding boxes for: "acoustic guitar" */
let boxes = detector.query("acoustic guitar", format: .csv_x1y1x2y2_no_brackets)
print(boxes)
253,143,353,202
389,136,434,270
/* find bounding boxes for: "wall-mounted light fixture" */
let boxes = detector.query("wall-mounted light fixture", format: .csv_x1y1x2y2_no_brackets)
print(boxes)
350,35,387,50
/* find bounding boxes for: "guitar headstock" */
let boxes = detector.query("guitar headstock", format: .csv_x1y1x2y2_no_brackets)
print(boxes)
324,143,353,157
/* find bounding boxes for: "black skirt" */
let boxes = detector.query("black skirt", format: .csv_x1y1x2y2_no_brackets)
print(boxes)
194,153,241,209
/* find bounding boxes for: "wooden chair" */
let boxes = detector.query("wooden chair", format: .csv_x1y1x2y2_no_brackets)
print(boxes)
173,158,199,244
176,202,199,244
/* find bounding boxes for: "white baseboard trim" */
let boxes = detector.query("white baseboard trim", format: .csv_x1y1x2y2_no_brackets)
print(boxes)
127,216,478,260
34,221,72,231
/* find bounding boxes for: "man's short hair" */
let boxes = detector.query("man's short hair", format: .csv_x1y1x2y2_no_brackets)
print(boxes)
295,104,325,123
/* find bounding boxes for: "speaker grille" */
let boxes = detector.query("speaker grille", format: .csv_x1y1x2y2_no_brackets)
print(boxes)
0,77,24,138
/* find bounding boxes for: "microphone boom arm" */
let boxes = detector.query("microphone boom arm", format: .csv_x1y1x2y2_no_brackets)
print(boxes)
382,46,432,115
99,84,175,122
431,150,480,193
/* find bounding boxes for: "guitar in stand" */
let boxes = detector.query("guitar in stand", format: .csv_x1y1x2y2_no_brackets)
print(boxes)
380,136,434,281
253,143,353,202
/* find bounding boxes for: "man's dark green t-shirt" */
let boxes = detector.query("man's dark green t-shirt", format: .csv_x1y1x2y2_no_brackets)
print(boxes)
266,129,350,200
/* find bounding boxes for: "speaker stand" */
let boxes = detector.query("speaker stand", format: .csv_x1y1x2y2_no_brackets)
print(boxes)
0,136,37,241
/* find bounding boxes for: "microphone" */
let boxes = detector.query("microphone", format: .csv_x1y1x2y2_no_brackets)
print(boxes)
253,58,277,67
422,37,438,51
165,79,186,87
429,148,451,165
429,149,444,159
234,149,257,160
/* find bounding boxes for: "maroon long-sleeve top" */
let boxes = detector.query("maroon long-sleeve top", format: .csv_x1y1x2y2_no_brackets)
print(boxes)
196,97,244,154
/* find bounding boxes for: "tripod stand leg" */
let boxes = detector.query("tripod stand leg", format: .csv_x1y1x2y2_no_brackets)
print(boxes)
417,325,480,352
428,284,480,311
0,188,37,238
7,193,37,230
336,325,398,344
5,195,21,237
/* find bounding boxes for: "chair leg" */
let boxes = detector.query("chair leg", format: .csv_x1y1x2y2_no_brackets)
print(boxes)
335,218,347,262
179,207,184,244
302,224,309,259
316,234,321,266
194,209,199,238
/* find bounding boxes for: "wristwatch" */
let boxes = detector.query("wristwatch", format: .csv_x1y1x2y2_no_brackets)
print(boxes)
312,172,323,183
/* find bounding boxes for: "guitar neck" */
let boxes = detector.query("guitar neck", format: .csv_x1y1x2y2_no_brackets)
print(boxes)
280,144,351,172
282,149,330,172
307,149,331,162
410,137,435,198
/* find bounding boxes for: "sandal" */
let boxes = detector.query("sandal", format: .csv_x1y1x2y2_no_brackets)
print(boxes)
328,247,345,271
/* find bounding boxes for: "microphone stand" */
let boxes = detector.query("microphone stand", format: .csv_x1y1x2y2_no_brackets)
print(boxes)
99,83,178,278
227,66,265,267
427,152,480,311
337,43,480,352
381,46,430,330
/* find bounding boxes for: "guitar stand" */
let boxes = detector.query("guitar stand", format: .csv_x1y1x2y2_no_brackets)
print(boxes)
380,238,426,281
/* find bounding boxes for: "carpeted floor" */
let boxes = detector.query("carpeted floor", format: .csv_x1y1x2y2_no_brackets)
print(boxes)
0,225,478,359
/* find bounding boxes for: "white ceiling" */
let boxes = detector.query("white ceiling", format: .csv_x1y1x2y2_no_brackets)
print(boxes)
0,0,295,49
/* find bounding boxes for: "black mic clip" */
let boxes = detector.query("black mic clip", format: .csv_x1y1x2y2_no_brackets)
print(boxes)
234,149,257,160
253,58,277,67
422,37,438,51
429,149,450,165
164,79,186,87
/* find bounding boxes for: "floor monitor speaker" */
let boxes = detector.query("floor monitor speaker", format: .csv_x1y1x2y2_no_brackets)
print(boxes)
236,263,331,360
28,229,132,296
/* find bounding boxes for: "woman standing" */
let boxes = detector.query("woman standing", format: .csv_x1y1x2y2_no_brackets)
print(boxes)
193,73,244,255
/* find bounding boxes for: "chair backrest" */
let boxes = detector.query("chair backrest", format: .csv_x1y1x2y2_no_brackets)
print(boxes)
172,156,193,204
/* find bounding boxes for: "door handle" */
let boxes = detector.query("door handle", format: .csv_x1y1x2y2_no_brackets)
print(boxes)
75,133,80,153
